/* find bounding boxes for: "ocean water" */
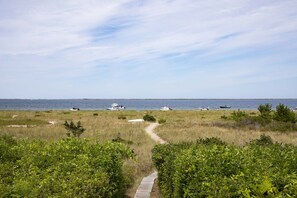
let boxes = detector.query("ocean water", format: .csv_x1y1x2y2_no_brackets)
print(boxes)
0,99,296,110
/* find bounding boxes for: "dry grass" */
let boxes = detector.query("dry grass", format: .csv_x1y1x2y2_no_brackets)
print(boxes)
1,109,296,197
154,110,297,146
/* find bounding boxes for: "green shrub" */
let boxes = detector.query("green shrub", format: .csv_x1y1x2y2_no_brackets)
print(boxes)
221,115,228,120
0,137,134,197
118,115,126,120
93,113,98,116
231,110,248,122
158,118,166,124
143,114,156,122
64,121,85,138
274,104,296,123
153,138,297,197
252,134,273,145
258,103,272,124
197,137,226,146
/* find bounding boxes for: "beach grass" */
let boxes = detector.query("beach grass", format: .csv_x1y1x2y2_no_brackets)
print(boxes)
0,109,296,197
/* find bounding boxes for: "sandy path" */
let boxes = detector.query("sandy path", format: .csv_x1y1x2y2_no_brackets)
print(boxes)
134,123,167,198
145,123,167,144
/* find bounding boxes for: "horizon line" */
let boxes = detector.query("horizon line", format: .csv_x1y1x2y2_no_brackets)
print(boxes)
1,98,297,100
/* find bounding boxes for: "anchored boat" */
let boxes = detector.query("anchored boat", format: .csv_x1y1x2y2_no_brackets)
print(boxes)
107,103,126,111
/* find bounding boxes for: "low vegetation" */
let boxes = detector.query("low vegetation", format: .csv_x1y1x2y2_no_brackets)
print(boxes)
143,114,156,122
158,118,166,124
0,135,134,197
228,104,297,132
153,136,297,197
64,121,85,138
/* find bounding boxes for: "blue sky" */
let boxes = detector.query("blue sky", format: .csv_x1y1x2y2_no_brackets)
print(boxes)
0,0,297,99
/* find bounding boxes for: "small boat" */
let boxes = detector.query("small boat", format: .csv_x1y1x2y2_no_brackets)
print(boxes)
107,103,125,111
160,106,172,111
70,107,80,111
198,107,209,111
220,105,231,109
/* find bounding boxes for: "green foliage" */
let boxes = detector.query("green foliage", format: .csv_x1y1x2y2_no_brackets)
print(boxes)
64,121,85,138
231,110,248,122
251,134,273,145
143,114,156,122
196,137,226,146
158,118,166,124
112,135,133,145
258,103,272,124
118,115,126,120
93,113,98,116
258,103,272,117
225,104,297,132
153,137,297,197
0,136,134,197
221,115,228,120
274,104,296,123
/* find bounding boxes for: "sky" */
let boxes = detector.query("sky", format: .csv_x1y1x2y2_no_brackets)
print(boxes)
0,0,297,99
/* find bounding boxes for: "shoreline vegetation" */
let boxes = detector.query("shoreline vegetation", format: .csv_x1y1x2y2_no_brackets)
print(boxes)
0,105,297,197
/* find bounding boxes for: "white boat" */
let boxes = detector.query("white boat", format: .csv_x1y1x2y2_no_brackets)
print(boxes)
198,107,209,111
107,103,126,111
160,106,172,111
70,107,80,111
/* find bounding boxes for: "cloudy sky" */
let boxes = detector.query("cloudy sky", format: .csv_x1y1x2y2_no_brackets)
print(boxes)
1,0,297,99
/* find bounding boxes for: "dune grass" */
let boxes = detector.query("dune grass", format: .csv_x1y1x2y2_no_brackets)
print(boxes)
152,110,297,146
1,109,296,197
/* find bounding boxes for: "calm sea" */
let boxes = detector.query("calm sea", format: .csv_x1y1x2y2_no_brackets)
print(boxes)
0,99,296,110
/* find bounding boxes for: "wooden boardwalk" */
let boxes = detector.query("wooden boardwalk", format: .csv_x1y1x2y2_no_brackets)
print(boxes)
134,123,167,198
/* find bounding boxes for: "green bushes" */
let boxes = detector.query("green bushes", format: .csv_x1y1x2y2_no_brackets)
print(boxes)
231,110,248,121
258,103,272,119
118,115,126,120
64,121,85,138
158,118,166,124
227,104,297,132
0,136,134,197
143,114,156,122
153,137,297,197
274,104,296,123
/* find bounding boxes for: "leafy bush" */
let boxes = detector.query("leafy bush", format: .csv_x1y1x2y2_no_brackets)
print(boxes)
258,103,272,117
221,115,228,120
252,134,273,145
153,137,297,197
274,104,296,123
93,113,98,116
143,114,156,122
64,121,85,138
231,110,248,122
258,103,272,124
197,137,226,146
118,115,126,120
0,136,134,197
221,104,297,132
158,118,166,124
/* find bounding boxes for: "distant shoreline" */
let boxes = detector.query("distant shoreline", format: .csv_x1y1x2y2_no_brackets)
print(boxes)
1,98,297,100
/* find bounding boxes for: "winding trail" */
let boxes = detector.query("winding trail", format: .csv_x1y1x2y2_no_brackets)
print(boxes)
134,123,167,198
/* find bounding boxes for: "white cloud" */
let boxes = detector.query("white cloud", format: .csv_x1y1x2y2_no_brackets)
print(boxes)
1,0,297,98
